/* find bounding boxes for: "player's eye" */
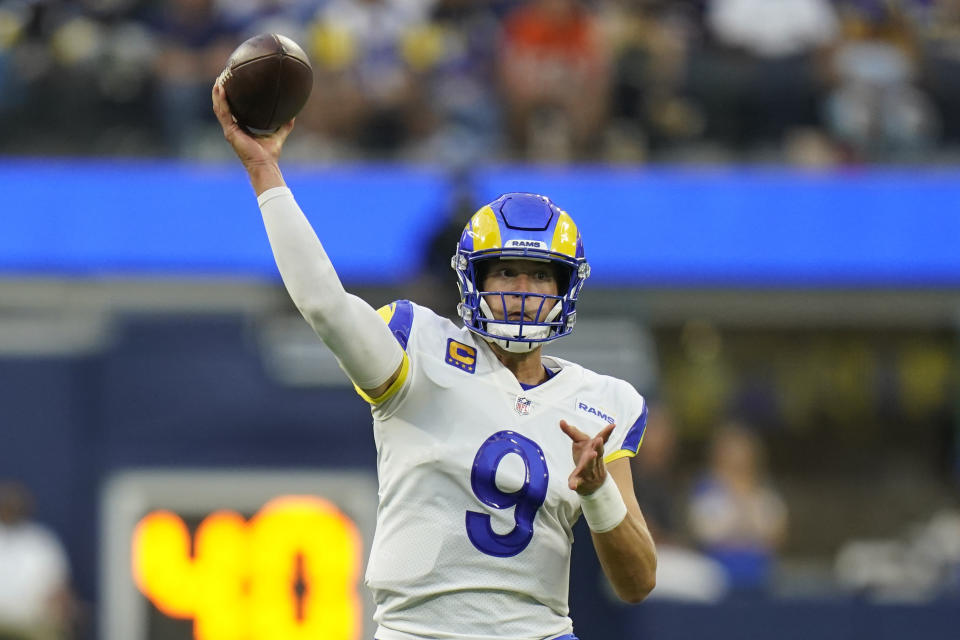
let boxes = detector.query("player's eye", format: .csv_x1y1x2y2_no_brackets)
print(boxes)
501,268,518,278
535,271,552,281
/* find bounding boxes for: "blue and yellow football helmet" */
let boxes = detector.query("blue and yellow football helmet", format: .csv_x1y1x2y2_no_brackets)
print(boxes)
453,193,590,353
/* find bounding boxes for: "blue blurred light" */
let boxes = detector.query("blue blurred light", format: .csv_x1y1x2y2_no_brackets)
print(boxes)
476,166,960,287
0,159,451,283
2,159,959,287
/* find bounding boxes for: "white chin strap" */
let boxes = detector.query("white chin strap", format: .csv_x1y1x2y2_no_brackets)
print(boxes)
477,299,564,353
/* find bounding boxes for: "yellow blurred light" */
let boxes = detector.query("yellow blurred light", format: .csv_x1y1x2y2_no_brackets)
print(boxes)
132,496,363,640
310,25,356,71
132,510,199,618
0,10,25,50
401,25,445,72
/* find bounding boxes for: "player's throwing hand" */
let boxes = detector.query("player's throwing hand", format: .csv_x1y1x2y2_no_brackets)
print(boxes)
211,82,294,173
560,420,616,495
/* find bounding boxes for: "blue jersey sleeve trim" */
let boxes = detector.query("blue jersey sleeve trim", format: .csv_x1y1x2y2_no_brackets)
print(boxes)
387,299,414,351
620,402,648,455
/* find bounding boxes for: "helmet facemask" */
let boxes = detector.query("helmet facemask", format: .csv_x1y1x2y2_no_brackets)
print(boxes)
477,288,564,353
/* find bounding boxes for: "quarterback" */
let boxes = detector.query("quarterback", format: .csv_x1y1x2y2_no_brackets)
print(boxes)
213,83,656,640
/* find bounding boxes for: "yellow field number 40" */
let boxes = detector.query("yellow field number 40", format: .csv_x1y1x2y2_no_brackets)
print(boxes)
132,495,363,640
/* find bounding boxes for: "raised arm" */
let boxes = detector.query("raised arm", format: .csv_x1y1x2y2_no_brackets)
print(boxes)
212,83,404,400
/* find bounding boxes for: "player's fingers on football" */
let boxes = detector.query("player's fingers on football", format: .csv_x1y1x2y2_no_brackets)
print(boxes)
212,86,245,143
560,420,589,442
272,119,296,147
211,87,235,132
214,105,246,145
211,83,227,117
220,119,244,146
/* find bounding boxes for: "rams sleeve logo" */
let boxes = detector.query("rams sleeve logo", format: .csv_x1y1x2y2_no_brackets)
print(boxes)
377,300,414,351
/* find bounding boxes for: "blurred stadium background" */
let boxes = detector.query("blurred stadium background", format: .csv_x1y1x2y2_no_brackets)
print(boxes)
1,0,960,639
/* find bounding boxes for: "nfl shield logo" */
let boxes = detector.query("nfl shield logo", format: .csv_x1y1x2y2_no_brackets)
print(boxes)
515,396,533,416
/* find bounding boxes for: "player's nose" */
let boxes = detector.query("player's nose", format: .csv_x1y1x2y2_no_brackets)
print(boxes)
504,273,534,293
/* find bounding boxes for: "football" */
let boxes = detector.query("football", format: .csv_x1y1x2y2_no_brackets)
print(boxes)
219,33,313,135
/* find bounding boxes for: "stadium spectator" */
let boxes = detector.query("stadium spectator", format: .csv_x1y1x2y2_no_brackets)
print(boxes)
824,1,941,162
686,0,839,153
917,0,960,146
630,405,729,602
146,0,239,155
0,0,127,153
406,0,504,165
835,508,960,602
601,0,705,162
0,482,75,640
687,421,788,595
218,0,319,42
4,0,960,162
302,0,433,157
0,1,29,152
499,0,612,161
0,1,28,114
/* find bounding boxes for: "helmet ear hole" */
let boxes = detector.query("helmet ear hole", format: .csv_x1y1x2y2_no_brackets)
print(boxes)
557,269,571,297
474,259,493,290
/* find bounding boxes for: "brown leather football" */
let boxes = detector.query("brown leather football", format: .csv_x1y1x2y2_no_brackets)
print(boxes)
219,33,313,135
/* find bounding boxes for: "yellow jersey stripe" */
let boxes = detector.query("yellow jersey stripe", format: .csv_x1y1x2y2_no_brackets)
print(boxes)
376,302,397,324
603,444,640,465
353,351,410,405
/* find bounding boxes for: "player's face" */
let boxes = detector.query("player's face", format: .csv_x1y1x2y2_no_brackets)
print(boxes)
481,259,559,322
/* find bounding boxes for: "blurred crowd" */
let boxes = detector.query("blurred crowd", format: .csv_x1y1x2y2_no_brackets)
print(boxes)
628,410,788,602
629,407,960,604
1,0,960,164
0,483,76,640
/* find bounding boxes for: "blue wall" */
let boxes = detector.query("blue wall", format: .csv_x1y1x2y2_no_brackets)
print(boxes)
3,160,960,286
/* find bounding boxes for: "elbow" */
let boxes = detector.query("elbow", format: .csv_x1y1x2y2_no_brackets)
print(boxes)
618,574,656,604
615,551,657,604
640,573,657,601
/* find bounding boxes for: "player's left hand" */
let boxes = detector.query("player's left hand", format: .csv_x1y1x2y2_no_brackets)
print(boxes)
560,420,616,496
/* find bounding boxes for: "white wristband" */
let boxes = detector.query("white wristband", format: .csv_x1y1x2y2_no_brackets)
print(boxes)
580,474,628,533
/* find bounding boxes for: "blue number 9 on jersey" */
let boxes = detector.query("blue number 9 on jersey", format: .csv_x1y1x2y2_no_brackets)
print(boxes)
466,430,549,557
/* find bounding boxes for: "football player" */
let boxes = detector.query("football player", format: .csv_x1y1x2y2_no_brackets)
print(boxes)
212,83,656,640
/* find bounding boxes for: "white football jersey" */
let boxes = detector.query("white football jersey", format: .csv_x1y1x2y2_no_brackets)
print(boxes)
363,301,648,640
